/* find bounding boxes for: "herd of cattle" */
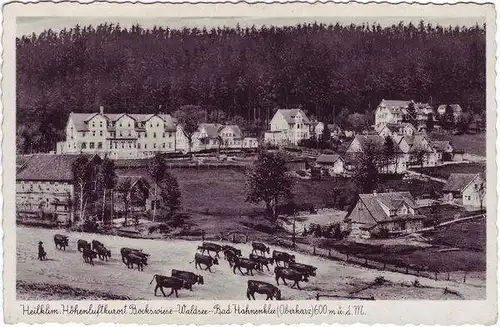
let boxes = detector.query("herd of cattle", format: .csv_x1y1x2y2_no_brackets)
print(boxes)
51,234,318,300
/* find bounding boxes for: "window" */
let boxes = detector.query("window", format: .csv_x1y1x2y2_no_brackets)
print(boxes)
163,133,165,138
154,143,157,149
168,142,172,148
92,131,96,137
97,142,102,149
100,131,103,136
120,123,122,127
128,131,131,136
90,142,95,149
153,132,157,138
138,143,141,149
169,132,172,138
92,122,95,127
157,123,159,127
100,122,103,128
162,143,165,148
466,196,471,201
128,123,131,127
122,143,125,149
150,123,153,127
120,132,122,137
145,144,147,149
145,133,148,138
82,132,86,137
82,142,87,149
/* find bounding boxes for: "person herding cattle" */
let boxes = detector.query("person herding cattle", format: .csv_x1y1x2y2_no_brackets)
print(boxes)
247,280,281,300
38,241,46,261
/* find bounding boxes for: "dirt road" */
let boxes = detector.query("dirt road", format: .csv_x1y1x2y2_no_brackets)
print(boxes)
17,226,485,300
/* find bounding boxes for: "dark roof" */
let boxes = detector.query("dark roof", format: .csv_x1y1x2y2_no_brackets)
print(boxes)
384,123,416,133
316,154,343,164
222,125,243,139
16,155,34,170
276,109,311,124
442,173,480,193
16,154,98,182
199,123,224,139
353,192,420,227
352,135,385,151
69,112,177,132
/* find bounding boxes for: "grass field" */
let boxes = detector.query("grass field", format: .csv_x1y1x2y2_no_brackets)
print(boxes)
430,132,486,156
412,162,486,180
17,226,485,300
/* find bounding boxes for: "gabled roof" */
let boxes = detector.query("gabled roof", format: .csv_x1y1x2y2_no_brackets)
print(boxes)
384,123,417,133
316,154,343,164
442,173,480,193
199,123,224,139
221,125,243,139
351,135,385,152
355,192,420,226
16,154,99,182
378,99,411,110
437,104,462,113
68,113,95,131
276,109,311,124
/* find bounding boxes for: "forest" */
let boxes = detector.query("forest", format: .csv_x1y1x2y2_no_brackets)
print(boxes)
16,21,486,153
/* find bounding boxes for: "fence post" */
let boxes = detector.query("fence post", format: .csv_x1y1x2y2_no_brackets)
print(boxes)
365,258,368,266
405,266,409,274
202,231,205,241
434,271,438,281
383,262,386,269
328,249,331,258
313,247,316,255
447,272,450,281
346,253,349,263
232,233,236,243
463,271,467,283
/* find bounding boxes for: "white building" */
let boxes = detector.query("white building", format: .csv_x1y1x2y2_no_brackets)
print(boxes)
375,99,434,127
264,109,311,146
442,173,485,208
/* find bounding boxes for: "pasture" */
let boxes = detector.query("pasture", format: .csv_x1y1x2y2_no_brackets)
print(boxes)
430,132,486,157
412,162,486,180
16,226,485,300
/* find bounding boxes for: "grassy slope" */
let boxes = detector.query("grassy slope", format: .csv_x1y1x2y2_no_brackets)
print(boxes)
430,132,486,156
413,162,486,180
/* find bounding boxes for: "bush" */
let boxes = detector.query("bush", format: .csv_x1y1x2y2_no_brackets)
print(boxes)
371,227,390,239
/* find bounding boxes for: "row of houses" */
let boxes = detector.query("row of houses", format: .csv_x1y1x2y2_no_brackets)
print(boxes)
344,172,485,239
56,106,259,159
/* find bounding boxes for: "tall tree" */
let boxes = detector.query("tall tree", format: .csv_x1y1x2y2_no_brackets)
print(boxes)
351,141,384,193
425,113,434,132
72,156,91,221
348,113,369,134
116,178,132,227
98,157,116,223
147,153,167,221
159,171,182,220
383,136,395,174
245,151,294,219
173,105,206,154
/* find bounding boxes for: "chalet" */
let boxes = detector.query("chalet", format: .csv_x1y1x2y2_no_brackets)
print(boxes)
219,125,243,149
344,191,425,239
315,154,345,176
377,123,417,138
393,134,438,167
264,109,311,146
16,154,102,223
442,173,485,208
198,123,224,150
310,121,324,140
374,100,411,126
242,137,259,149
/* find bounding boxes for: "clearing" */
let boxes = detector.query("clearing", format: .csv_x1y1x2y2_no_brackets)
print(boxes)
17,226,485,300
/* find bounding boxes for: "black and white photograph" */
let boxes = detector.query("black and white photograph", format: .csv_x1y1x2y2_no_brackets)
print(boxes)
4,2,496,322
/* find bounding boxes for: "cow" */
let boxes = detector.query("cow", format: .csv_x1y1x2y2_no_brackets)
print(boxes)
94,244,112,261
249,253,275,272
82,248,98,266
233,257,261,276
91,240,104,251
223,249,240,268
289,262,317,277
197,242,223,258
191,253,219,273
222,245,242,257
252,242,270,256
123,252,148,271
272,250,296,267
149,274,185,298
247,280,281,300
77,239,91,252
120,247,149,264
54,234,69,251
274,267,309,290
171,269,204,291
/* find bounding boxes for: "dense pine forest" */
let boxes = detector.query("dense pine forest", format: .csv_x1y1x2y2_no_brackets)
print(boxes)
16,21,486,153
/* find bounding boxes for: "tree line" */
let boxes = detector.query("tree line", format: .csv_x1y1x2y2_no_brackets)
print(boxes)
17,21,485,153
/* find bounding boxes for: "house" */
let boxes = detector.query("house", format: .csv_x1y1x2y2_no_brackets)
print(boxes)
377,123,417,138
344,191,425,238
220,125,243,149
414,103,435,122
393,134,438,168
344,135,396,172
16,154,102,223
242,137,259,149
310,121,324,140
442,173,485,208
374,99,411,126
315,154,345,176
57,107,178,159
431,140,454,162
437,104,463,121
264,109,311,146
327,124,344,138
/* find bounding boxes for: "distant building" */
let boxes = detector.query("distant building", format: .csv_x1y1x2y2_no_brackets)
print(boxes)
220,125,243,149
16,154,102,223
442,173,485,208
377,123,417,138
437,104,463,121
431,140,454,162
375,99,434,127
345,191,425,239
264,109,311,146
242,137,259,149
315,153,345,176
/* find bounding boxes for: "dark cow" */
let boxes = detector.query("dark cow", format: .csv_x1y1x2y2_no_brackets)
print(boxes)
54,234,69,251
252,242,270,256
274,267,309,290
289,262,317,277
223,249,240,268
149,274,185,298
249,254,275,272
120,247,149,264
233,257,261,276
171,269,204,291
94,244,112,261
272,250,296,267
91,240,104,251
82,248,98,266
192,253,219,273
222,245,242,257
124,252,148,271
197,242,223,258
247,280,281,300
77,239,91,252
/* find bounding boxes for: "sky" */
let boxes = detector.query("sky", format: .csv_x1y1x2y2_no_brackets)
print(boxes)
16,16,485,37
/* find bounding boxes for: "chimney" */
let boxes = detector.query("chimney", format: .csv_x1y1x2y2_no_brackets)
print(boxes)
99,105,104,115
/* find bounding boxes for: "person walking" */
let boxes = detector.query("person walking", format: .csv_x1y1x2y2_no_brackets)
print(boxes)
38,241,46,261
